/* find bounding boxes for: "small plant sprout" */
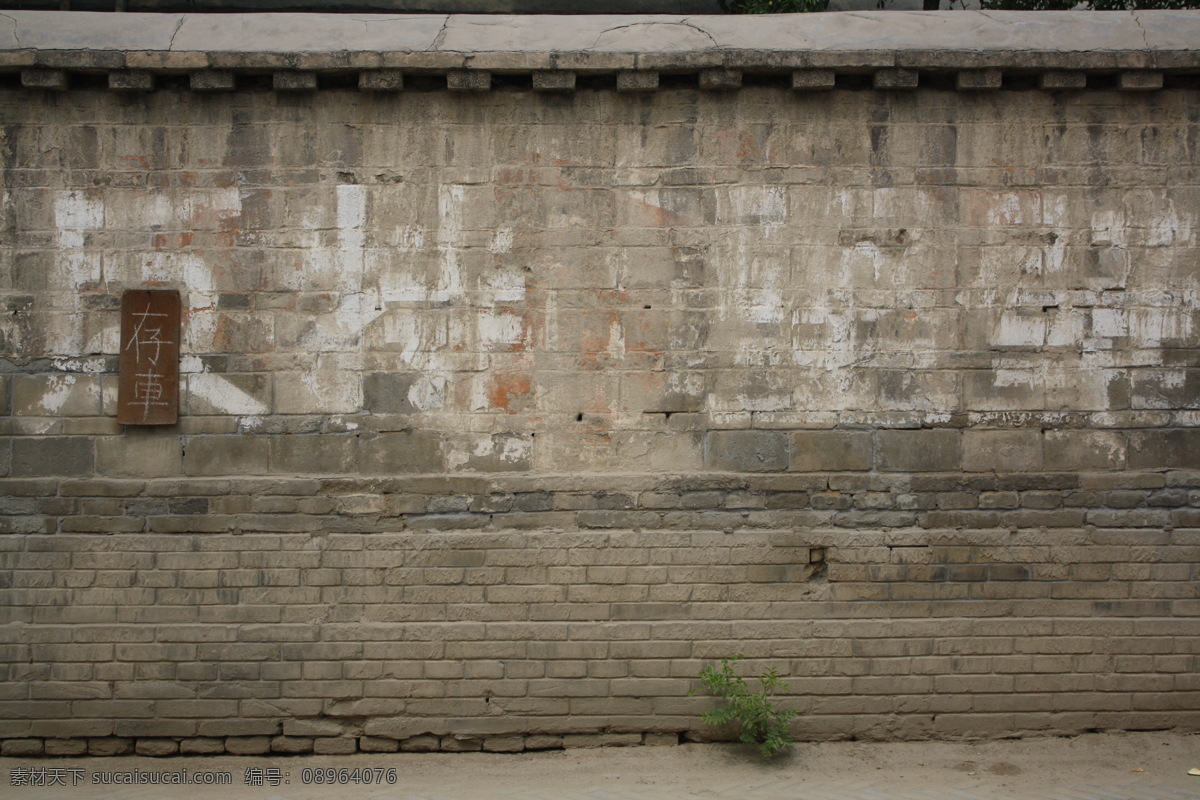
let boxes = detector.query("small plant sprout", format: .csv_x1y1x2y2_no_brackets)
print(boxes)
690,654,797,759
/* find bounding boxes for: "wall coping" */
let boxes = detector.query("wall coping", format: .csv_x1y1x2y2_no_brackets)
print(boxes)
1,10,1198,90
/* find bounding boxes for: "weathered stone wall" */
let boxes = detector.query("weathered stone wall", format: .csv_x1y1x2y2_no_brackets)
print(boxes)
1,11,1199,757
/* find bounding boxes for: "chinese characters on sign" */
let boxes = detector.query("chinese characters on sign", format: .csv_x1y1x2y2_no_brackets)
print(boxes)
118,289,180,425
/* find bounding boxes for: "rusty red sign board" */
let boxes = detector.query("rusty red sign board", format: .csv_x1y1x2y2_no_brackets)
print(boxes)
118,289,180,426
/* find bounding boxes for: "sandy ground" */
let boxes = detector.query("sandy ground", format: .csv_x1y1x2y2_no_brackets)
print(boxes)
3,732,1199,799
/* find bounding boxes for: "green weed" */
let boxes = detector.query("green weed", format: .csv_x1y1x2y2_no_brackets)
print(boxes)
690,654,797,759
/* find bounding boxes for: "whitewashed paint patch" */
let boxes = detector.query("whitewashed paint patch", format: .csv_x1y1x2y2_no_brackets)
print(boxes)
189,373,269,416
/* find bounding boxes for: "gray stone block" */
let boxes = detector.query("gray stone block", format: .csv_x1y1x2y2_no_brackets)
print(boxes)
12,437,93,477
12,374,102,417
135,738,179,756
359,736,399,752
447,70,491,92
1118,71,1163,91
705,431,788,472
96,431,183,478
224,736,271,755
269,434,357,474
877,430,960,473
363,373,419,415
963,430,1043,473
183,435,269,477
1,739,43,757
21,69,66,90
1129,430,1200,470
359,431,445,474
699,68,741,90
791,431,872,472
88,738,133,756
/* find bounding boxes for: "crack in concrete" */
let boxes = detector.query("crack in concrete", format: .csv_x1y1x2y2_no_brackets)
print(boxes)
678,18,721,49
842,11,888,24
590,20,720,53
167,15,184,51
1131,12,1150,50
0,13,19,48
428,14,451,51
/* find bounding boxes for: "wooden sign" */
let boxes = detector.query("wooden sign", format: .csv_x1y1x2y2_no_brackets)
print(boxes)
118,289,180,426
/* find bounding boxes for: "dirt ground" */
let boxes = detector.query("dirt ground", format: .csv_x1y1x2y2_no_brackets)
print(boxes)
4,731,1199,799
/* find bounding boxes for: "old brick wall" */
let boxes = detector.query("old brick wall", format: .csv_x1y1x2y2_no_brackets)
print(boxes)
1,11,1199,755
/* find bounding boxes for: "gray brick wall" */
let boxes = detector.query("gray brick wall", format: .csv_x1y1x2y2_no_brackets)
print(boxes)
0,64,1198,752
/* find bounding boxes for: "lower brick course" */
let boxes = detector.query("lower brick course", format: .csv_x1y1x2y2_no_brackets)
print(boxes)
1,520,1197,754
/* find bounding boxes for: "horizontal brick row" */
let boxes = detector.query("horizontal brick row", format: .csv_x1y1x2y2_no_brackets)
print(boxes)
1,470,1197,534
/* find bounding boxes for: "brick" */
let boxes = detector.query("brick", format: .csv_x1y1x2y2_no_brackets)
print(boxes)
12,374,102,416
1043,431,1125,471
699,69,741,90
706,431,788,472
22,69,67,90
44,738,88,756
135,738,179,756
482,735,525,752
184,436,269,477
963,430,1042,472
1118,71,1163,91
359,735,399,752
1,739,44,756
877,430,960,472
1129,430,1200,470
180,737,225,754
224,736,271,755
440,735,482,752
271,735,314,753
199,719,281,737
398,734,441,751
88,737,134,756
359,431,445,473
790,431,871,472
11,437,93,477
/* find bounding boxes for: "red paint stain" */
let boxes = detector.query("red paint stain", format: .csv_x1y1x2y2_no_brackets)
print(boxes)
153,232,194,250
631,199,689,228
486,371,533,413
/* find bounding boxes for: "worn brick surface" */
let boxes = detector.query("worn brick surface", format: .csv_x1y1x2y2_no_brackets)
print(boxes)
0,62,1197,749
